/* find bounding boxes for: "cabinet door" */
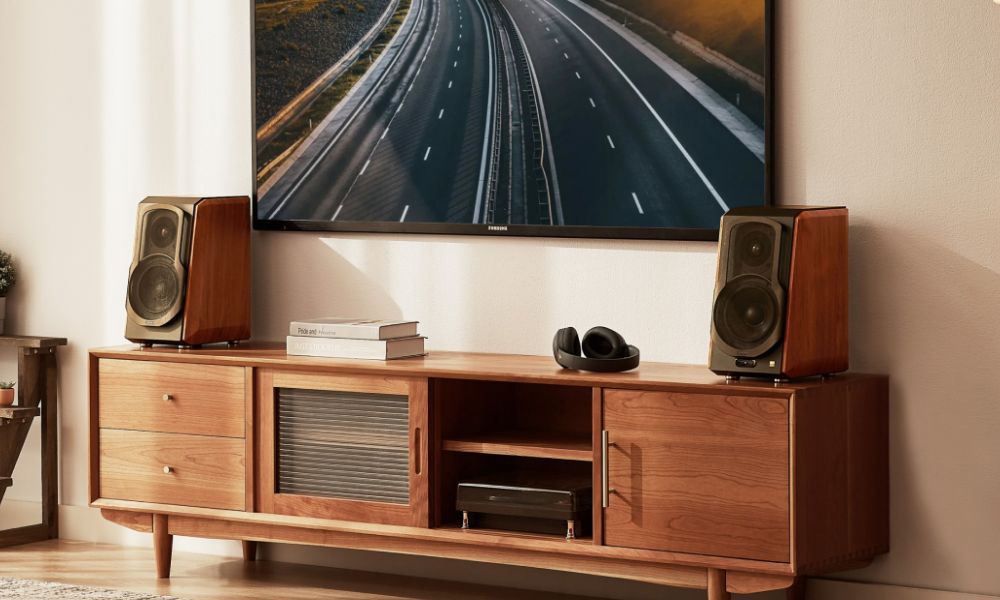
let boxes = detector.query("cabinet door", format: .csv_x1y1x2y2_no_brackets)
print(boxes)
258,371,429,527
602,389,789,562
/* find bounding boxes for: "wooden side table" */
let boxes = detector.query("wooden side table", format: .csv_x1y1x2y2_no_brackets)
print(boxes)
0,335,66,547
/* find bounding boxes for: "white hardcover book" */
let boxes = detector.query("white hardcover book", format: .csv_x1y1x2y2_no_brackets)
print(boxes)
289,317,419,340
286,335,426,360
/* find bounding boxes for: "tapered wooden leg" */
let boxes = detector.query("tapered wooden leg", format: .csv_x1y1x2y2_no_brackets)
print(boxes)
242,540,258,561
786,577,807,600
707,569,730,600
153,514,173,579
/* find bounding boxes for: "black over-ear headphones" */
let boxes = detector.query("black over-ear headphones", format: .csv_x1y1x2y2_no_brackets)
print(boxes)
552,326,640,373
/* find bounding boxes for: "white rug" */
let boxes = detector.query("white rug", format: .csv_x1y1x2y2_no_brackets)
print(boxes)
0,578,179,599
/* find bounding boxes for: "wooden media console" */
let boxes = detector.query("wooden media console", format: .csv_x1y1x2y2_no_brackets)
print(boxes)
88,344,888,599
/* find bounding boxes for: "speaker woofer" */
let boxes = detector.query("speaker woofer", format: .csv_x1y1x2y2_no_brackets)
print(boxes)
713,274,784,357
127,255,184,327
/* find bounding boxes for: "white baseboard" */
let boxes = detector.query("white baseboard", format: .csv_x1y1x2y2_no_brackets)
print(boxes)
55,505,999,600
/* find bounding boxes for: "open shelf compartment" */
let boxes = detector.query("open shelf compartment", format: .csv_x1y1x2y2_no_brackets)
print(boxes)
433,379,594,460
431,379,597,543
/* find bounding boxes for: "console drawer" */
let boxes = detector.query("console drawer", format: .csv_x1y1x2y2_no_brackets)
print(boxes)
98,359,245,438
99,429,245,510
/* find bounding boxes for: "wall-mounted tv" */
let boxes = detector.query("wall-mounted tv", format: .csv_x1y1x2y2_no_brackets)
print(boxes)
253,0,772,240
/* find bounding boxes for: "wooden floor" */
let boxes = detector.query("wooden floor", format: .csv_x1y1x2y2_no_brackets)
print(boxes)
0,540,593,599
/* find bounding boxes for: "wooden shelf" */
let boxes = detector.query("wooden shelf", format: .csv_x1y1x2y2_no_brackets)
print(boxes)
0,406,39,425
0,335,67,349
442,431,593,462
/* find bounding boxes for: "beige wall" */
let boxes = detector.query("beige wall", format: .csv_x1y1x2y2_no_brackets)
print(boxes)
1,0,998,597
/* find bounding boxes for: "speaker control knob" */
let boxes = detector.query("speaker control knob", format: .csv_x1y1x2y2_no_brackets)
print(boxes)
163,466,173,474
162,394,173,401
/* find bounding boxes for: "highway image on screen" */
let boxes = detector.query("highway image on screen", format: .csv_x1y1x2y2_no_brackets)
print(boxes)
255,0,766,229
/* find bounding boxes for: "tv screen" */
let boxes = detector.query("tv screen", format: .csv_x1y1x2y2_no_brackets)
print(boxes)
253,0,771,239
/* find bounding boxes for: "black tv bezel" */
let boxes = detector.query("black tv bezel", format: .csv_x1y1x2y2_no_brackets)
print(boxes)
251,0,774,242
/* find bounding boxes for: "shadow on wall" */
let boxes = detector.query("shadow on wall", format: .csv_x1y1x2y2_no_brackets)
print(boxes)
251,230,718,363
252,232,404,341
846,221,1000,592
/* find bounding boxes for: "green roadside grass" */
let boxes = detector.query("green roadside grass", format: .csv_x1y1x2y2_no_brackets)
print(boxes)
257,0,413,182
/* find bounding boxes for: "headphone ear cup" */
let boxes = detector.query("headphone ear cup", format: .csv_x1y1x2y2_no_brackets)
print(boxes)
553,327,581,358
582,326,627,359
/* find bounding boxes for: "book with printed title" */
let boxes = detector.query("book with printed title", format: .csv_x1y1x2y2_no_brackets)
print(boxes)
289,317,419,340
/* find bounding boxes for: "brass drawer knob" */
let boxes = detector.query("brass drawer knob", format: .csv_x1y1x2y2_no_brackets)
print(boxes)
162,394,173,401
163,466,174,474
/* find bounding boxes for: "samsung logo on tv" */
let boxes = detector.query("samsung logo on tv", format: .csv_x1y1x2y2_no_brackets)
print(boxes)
487,225,508,232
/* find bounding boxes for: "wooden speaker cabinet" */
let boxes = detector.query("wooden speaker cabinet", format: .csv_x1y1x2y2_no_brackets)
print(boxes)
88,346,888,599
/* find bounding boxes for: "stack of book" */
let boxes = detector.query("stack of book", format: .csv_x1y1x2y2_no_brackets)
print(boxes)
286,317,426,360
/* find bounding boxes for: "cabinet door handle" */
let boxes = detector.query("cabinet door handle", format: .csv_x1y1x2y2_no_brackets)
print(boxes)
601,430,615,508
162,466,174,474
413,427,422,476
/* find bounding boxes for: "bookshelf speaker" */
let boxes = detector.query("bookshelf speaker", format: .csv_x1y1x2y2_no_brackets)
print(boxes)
709,206,848,380
125,196,251,347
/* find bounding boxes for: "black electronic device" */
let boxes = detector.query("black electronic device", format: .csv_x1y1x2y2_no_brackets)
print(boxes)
456,471,592,540
552,326,640,373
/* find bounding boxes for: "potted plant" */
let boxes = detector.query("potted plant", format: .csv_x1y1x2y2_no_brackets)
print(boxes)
0,381,14,407
0,250,15,335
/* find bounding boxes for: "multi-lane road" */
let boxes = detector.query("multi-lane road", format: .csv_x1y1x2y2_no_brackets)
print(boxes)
257,0,765,229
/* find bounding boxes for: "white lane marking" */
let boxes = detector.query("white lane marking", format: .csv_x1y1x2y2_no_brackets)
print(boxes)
459,33,462,38
574,71,581,79
453,61,458,67
545,26,550,31
324,0,444,216
448,80,453,88
457,45,461,51
400,205,410,222
539,0,728,211
554,37,560,44
631,192,644,214
332,204,344,221
438,108,444,119
424,146,432,161
588,97,595,107
408,83,413,91
563,52,569,59
360,159,371,175
606,135,615,149
268,0,428,217
471,0,496,223
538,17,542,22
